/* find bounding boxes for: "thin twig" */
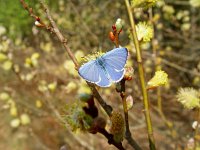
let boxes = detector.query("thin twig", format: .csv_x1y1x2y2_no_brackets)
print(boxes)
143,52,200,77
161,59,200,77
121,89,142,150
40,2,79,68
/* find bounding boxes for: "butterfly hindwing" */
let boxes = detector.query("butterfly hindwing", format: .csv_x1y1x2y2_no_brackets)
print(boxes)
104,64,125,82
95,65,111,87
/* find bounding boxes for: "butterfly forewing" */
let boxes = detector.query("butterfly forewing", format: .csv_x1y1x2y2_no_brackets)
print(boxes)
78,60,100,83
103,48,128,71
103,47,128,82
78,60,111,87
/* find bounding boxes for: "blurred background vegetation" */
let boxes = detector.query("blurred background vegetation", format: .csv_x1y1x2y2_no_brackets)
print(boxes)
0,0,200,150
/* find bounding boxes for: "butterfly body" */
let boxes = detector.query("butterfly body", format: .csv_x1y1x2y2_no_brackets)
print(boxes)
96,57,106,68
78,47,128,87
96,57,112,82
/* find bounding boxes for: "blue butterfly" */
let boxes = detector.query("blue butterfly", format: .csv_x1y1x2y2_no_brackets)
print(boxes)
78,47,128,87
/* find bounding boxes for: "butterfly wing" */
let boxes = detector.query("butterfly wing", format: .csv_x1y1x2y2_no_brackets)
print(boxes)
104,64,125,82
78,60,100,83
102,47,128,82
95,66,111,87
78,60,111,87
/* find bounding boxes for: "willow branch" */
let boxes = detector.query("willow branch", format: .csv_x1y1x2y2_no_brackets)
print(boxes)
40,2,79,68
124,0,156,149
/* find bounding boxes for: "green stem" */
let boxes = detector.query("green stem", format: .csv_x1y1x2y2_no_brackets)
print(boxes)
124,0,156,149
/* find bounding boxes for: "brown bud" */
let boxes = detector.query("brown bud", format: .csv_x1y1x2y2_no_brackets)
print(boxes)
35,16,40,21
112,24,116,31
35,21,45,27
124,67,134,81
109,31,115,41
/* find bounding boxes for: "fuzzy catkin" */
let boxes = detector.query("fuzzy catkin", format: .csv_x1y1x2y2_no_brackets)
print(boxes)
110,110,125,142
